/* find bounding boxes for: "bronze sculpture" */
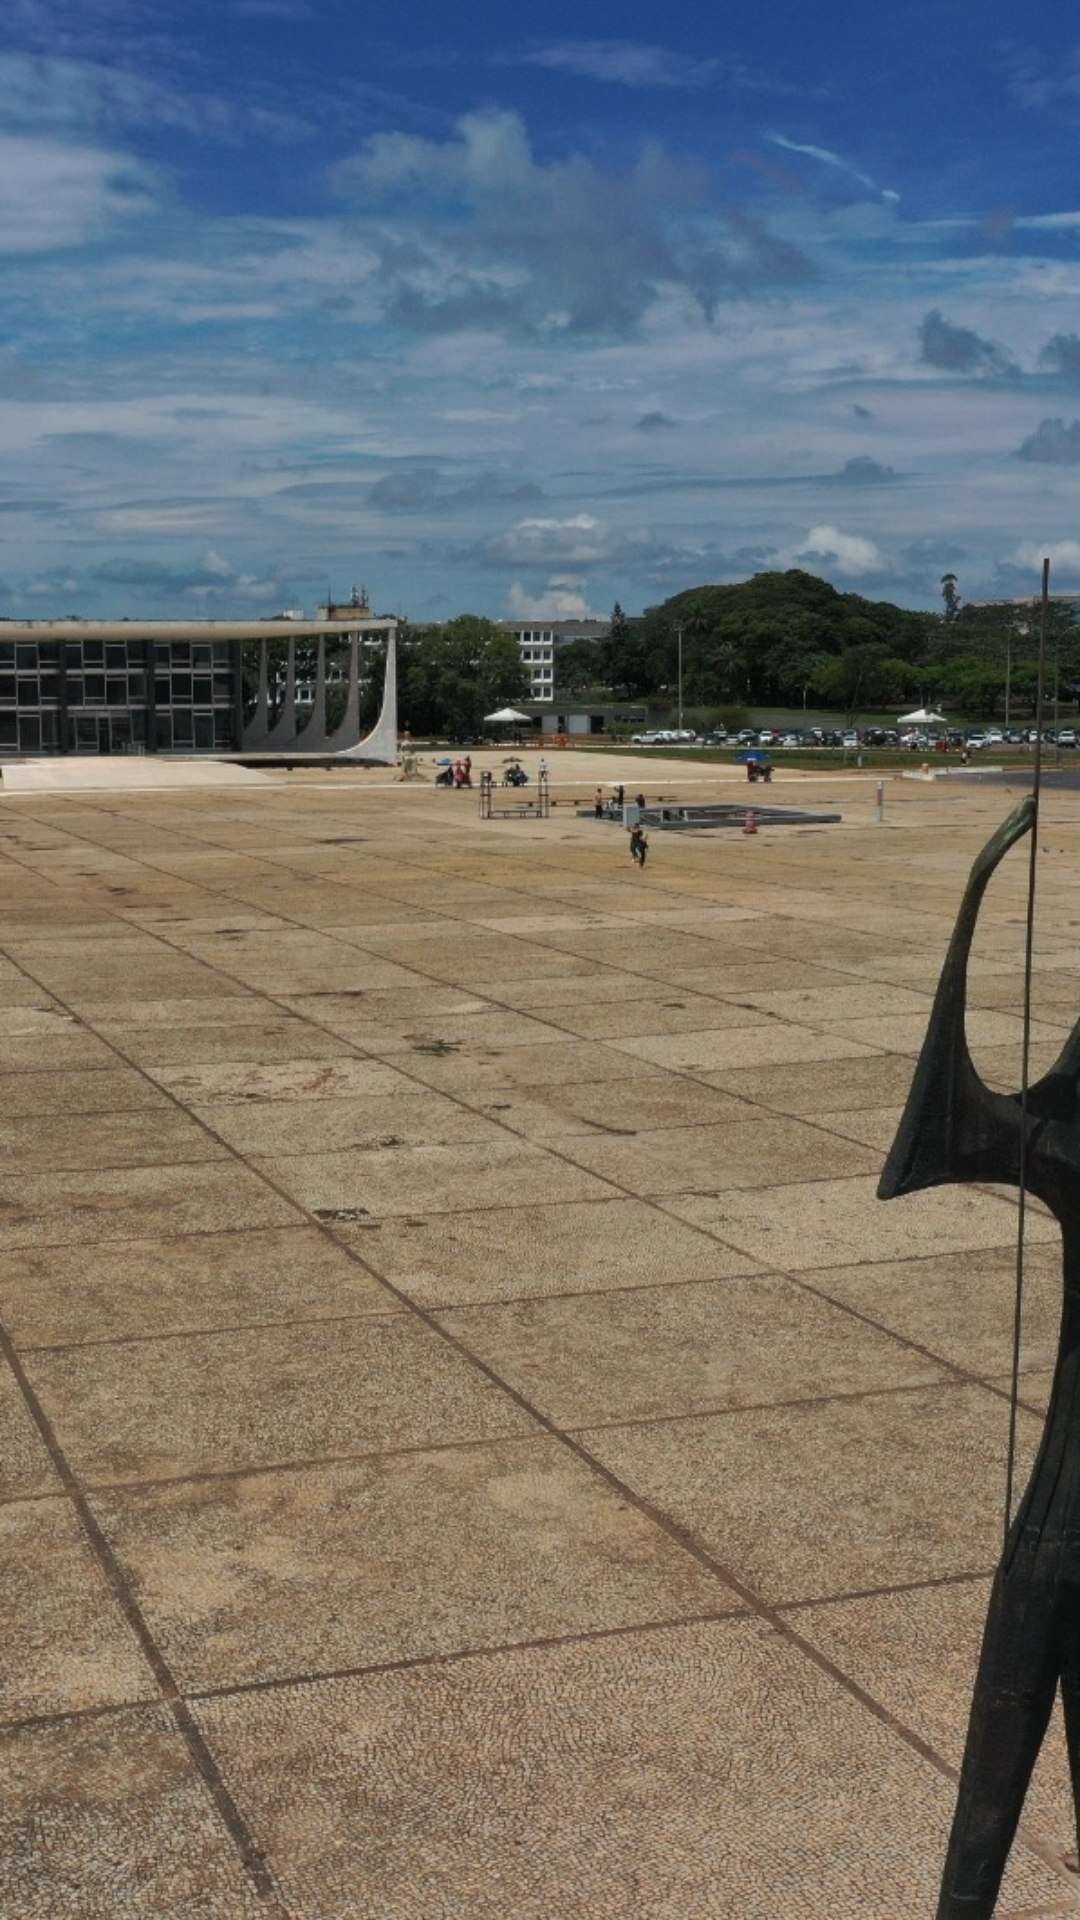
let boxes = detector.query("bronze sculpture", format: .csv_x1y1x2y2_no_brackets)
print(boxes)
879,794,1080,1916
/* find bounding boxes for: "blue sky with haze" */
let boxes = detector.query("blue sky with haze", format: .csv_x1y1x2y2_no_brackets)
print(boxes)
5,0,1080,618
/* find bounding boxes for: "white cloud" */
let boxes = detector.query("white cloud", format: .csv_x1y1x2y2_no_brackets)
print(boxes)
0,53,313,142
520,41,717,90
793,524,886,577
1012,539,1080,576
0,134,156,253
484,513,639,567
506,576,599,618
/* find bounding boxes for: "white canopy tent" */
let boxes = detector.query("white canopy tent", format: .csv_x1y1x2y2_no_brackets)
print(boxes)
897,707,949,726
484,707,533,724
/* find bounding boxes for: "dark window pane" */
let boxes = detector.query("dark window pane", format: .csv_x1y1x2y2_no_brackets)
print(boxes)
0,675,14,702
106,677,126,704
193,676,212,704
66,681,84,706
213,672,233,700
170,642,191,665
84,674,105,702
17,681,38,705
16,645,36,670
38,675,60,701
0,643,13,666
154,678,170,703
83,641,103,666
214,709,234,745
40,711,57,746
38,642,58,665
18,715,41,751
194,713,214,749
155,714,172,748
106,644,127,669
172,673,192,701
172,709,193,745
0,713,15,744
193,644,212,667
128,673,145,700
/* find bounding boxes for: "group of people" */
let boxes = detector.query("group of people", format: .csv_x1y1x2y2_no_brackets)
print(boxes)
435,755,473,788
592,783,627,820
745,757,773,784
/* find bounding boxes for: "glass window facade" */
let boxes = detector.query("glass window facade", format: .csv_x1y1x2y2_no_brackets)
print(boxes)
0,636,240,755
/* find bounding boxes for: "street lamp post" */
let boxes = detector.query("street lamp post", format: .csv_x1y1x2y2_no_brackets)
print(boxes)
676,624,683,734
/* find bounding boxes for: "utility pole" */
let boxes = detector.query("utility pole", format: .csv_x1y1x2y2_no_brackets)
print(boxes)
676,624,684,733
1004,629,1011,731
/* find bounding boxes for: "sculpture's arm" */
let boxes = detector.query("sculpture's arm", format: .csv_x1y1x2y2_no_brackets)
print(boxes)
879,799,1034,1201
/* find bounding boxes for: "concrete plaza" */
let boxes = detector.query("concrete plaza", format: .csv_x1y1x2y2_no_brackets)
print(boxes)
3,750,1080,1917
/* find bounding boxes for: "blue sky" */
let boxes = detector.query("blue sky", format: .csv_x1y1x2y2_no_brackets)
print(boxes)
4,0,1080,620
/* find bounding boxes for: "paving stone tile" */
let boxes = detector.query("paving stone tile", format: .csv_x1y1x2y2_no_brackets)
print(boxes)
699,1050,920,1114
731,982,933,1022
816,1011,1070,1055
0,1366,60,1499
610,1024,881,1072
0,1497,150,1723
177,931,426,994
536,996,773,1039
0,1067,169,1117
814,1104,905,1148
378,1036,661,1093
0,1160,299,1252
0,1109,228,1173
661,1175,1058,1270
0,1706,268,1918
462,1075,755,1139
803,1245,1062,1379
108,1021,345,1066
25,1316,532,1484
791,1579,1076,1851
339,1196,762,1307
255,1137,614,1218
192,1617,1074,1918
194,1090,507,1156
92,1435,728,1690
352,1008,566,1055
143,1056,413,1104
582,1383,1040,1604
0,1226,395,1349
438,1276,947,1428
559,1115,880,1195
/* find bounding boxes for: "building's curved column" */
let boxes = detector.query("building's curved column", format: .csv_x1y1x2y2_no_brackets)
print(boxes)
337,629,397,764
241,641,272,749
264,638,297,749
296,636,329,750
322,635,360,750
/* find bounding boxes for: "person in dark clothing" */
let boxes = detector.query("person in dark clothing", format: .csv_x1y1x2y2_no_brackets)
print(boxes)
628,824,648,867
615,784,625,811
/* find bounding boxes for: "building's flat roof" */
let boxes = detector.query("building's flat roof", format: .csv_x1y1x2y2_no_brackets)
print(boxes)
0,618,397,642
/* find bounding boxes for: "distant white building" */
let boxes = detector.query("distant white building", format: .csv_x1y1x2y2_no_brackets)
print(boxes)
498,618,611,704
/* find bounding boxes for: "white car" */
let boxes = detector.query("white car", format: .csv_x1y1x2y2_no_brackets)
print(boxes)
631,732,660,746
842,731,859,748
985,729,1003,745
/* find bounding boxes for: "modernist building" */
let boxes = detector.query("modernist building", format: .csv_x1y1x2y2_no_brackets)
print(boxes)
0,605,397,756
497,619,612,704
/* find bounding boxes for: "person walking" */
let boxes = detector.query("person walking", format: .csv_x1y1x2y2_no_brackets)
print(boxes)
615,784,625,812
593,786,604,820
629,824,648,867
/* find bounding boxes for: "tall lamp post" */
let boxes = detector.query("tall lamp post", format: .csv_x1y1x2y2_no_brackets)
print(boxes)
675,623,684,733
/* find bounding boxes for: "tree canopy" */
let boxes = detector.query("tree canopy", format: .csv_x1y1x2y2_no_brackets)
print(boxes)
557,570,1077,718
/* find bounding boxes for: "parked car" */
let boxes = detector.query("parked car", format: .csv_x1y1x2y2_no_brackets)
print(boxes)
1059,728,1078,748
966,734,987,750
1004,730,1024,744
631,731,660,745
985,729,1004,745
780,732,801,746
736,728,757,744
842,730,859,748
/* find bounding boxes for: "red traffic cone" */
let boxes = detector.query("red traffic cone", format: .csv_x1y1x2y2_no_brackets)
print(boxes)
743,808,757,835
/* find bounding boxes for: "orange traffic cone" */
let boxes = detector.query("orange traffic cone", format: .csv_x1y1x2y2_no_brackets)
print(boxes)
743,808,757,835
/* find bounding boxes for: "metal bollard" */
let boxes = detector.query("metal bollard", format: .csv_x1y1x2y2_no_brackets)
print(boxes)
875,780,884,824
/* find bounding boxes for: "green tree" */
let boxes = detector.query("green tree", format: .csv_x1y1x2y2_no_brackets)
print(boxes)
396,618,528,738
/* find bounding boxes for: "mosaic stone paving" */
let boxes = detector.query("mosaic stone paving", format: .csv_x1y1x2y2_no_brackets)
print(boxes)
4,750,1080,1917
